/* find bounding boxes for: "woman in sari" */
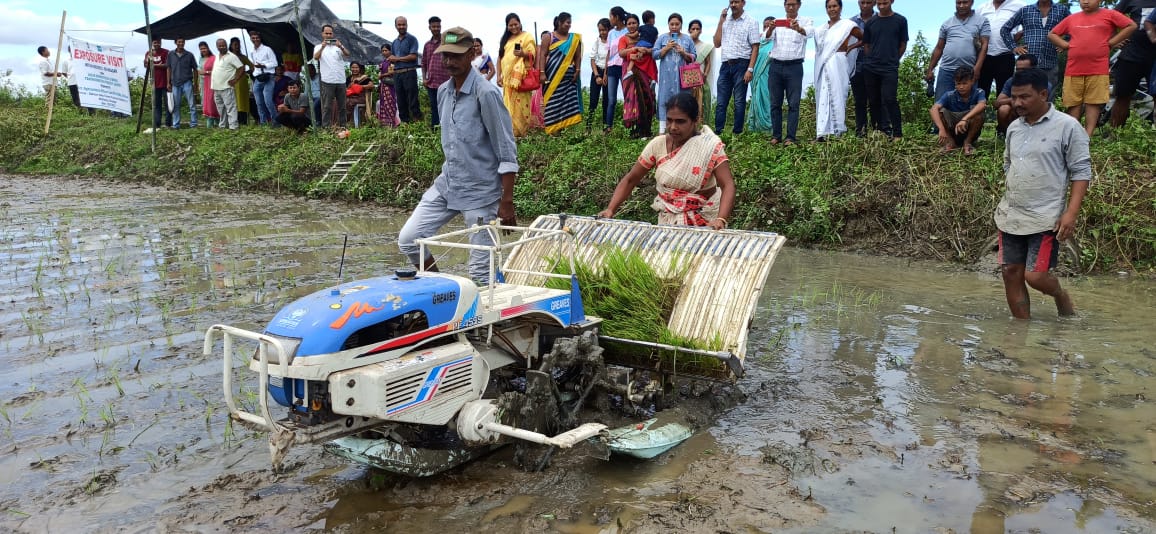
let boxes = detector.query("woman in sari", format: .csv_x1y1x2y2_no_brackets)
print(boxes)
229,37,254,125
197,41,219,128
813,0,862,140
540,12,584,135
344,62,372,124
471,39,495,81
496,13,537,137
748,18,775,132
598,92,735,229
653,13,696,134
688,19,714,125
377,43,400,127
619,13,657,139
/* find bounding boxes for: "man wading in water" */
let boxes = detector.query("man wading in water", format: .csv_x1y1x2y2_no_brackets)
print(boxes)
995,68,1090,319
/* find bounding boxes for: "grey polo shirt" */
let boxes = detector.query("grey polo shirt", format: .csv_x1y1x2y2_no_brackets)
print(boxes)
938,12,991,72
996,106,1092,235
434,68,519,211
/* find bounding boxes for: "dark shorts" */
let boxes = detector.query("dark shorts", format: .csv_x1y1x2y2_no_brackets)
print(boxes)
1112,58,1152,101
998,230,1058,272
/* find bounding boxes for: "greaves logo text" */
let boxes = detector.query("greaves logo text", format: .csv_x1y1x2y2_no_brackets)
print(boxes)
432,290,457,305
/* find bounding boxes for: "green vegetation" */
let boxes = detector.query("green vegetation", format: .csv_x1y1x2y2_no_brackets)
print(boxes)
545,247,726,374
1,43,1154,273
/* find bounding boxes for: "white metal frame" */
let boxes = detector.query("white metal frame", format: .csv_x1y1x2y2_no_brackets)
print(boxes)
208,324,289,433
415,221,579,310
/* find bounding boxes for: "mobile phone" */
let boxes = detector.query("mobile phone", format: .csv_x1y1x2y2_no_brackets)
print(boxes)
774,18,790,28
326,39,335,44
515,43,522,51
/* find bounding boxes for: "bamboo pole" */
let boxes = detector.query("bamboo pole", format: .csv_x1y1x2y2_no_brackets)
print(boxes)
44,11,67,134
135,64,150,134
291,0,317,129
142,0,155,152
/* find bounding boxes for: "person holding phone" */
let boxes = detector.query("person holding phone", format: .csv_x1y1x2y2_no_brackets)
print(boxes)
654,13,697,134
713,0,763,134
766,0,814,146
496,13,537,137
313,24,349,128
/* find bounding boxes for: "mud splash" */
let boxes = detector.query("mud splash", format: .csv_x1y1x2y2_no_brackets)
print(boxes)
1,175,1154,532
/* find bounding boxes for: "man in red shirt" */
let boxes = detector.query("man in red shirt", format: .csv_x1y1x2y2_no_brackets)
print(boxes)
1048,0,1136,136
144,39,172,129
422,16,452,128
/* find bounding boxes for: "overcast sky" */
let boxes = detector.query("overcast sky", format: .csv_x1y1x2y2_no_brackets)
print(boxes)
1,0,943,92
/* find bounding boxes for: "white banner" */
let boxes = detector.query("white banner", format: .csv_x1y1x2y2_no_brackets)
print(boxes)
67,36,131,115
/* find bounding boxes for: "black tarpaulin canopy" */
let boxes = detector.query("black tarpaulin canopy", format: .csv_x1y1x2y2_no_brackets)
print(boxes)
134,0,387,64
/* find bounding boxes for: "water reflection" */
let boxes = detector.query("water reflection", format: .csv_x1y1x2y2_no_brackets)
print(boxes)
745,249,1155,532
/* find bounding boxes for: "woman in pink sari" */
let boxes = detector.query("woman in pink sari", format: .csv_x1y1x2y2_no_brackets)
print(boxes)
376,43,400,127
618,14,657,139
197,41,219,127
598,92,735,229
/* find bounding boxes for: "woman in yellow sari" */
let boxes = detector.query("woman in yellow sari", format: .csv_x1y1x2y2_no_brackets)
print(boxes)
496,13,537,137
598,92,735,229
229,37,254,125
540,12,583,134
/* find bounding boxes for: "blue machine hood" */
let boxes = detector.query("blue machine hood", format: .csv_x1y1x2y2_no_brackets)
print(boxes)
264,274,468,356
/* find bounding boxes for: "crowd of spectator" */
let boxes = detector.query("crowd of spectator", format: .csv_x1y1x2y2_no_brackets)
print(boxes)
36,0,1156,141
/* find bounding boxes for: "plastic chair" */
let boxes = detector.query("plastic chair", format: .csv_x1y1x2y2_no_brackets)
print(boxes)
352,87,375,128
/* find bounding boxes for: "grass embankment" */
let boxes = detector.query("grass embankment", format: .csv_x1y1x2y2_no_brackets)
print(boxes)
2,98,1154,273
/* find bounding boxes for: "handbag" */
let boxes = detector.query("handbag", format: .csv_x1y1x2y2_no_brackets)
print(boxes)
380,75,395,87
519,66,541,92
679,63,704,89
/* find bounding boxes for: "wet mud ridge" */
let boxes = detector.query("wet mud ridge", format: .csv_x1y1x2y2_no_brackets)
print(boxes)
2,175,1155,532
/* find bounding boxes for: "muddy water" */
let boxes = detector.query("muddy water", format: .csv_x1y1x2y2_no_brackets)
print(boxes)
2,175,1154,533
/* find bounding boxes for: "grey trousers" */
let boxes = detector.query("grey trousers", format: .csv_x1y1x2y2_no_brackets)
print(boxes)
213,86,238,129
320,81,346,127
398,183,499,282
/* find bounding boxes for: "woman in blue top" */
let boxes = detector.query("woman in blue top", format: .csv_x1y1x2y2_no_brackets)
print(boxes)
653,13,696,134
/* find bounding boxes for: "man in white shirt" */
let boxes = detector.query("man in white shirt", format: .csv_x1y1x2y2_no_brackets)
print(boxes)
767,0,813,145
976,0,1024,102
37,46,60,98
313,24,350,128
248,31,279,126
713,0,763,133
211,38,246,130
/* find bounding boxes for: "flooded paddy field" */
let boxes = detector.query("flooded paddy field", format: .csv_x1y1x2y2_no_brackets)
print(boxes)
1,175,1154,533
